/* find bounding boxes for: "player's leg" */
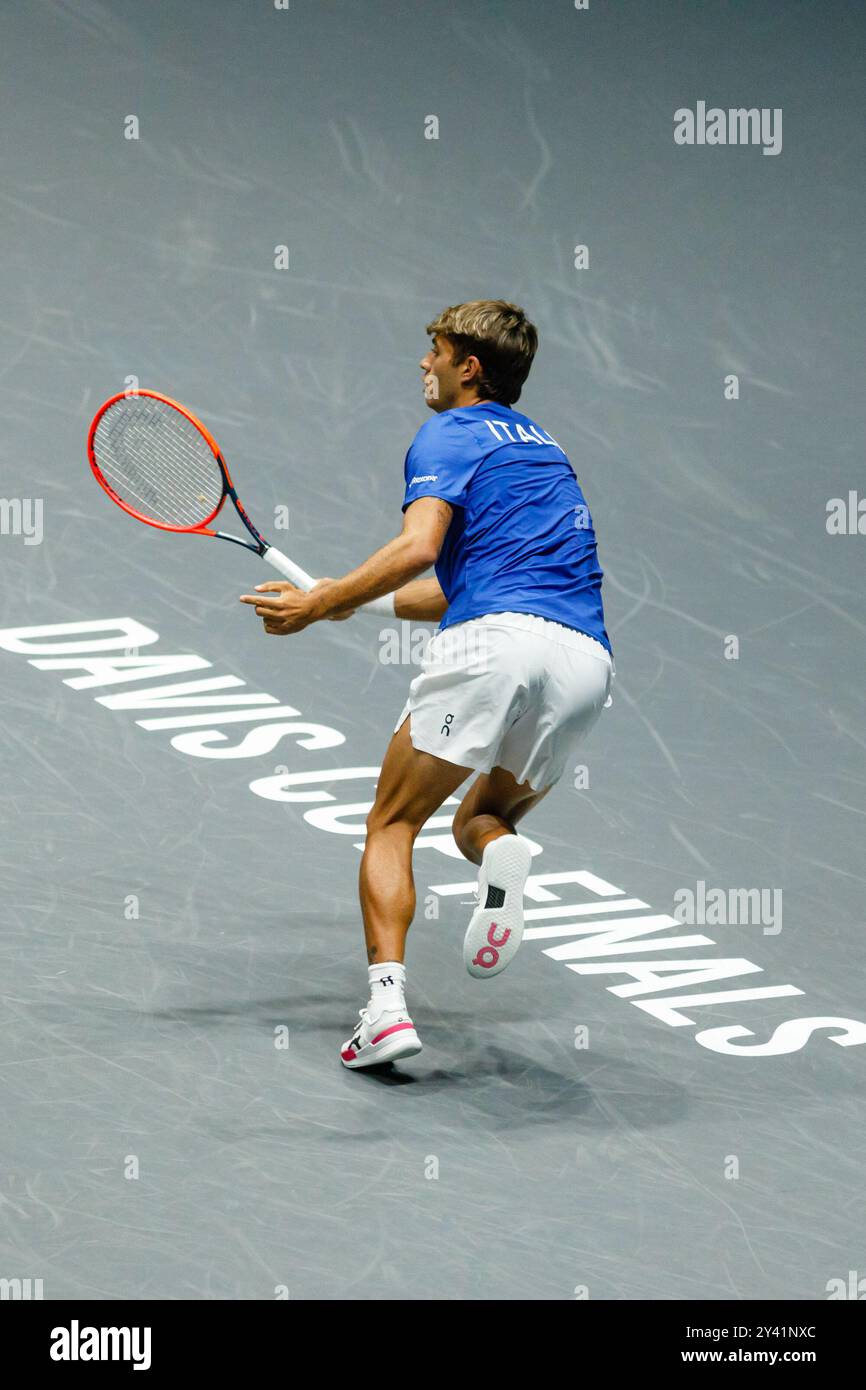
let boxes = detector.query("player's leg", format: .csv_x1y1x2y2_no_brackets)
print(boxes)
341,717,472,1069
451,766,543,979
453,628,612,980
451,764,551,865
360,715,473,964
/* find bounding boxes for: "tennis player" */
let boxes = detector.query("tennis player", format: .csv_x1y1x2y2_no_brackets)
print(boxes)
241,301,612,1069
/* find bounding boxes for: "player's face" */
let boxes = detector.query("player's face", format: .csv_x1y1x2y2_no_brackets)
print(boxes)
420,336,463,412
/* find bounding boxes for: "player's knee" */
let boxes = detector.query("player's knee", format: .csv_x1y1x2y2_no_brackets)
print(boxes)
366,804,421,839
365,804,388,837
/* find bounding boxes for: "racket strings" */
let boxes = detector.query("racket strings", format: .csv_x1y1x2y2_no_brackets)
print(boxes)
92,397,224,528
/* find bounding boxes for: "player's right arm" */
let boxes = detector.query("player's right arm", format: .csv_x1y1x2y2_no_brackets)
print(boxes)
394,576,447,621
394,410,477,623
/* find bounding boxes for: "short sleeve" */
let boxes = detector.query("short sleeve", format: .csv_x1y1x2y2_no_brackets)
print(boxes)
401,414,482,512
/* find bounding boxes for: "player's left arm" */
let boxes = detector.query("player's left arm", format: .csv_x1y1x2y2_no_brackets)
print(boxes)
240,496,452,634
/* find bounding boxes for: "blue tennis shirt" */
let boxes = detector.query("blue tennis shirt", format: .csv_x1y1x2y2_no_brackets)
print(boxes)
401,401,611,654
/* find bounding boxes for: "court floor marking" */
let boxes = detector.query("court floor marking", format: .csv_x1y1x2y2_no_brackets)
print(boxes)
3,612,865,1063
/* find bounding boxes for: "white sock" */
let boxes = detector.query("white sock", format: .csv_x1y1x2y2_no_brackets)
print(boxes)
368,961,407,1015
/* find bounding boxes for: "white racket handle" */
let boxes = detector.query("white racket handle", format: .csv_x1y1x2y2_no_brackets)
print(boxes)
262,545,395,617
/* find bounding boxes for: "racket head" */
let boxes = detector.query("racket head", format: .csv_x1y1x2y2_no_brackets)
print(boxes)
88,390,230,535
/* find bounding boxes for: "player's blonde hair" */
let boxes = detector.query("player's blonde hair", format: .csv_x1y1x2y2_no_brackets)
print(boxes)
425,300,538,405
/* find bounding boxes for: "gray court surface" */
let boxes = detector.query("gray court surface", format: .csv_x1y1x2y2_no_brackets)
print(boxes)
1,0,864,1302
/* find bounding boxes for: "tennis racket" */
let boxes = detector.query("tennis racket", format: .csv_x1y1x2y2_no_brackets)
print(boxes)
87,389,394,616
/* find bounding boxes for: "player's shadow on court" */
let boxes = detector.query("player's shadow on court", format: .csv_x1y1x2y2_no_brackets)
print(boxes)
351,1025,688,1133
146,995,687,1133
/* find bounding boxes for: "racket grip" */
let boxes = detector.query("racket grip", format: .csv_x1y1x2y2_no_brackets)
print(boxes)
262,546,315,589
262,546,395,618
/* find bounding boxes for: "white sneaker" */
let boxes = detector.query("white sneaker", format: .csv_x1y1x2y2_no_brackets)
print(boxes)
340,1006,422,1069
463,834,532,979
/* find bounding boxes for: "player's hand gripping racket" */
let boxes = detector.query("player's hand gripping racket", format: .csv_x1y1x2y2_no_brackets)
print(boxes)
87,390,394,616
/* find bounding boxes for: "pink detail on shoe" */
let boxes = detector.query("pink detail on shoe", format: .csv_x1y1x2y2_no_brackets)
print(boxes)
371,1021,416,1046
487,920,511,947
341,1046,358,1061
472,945,500,969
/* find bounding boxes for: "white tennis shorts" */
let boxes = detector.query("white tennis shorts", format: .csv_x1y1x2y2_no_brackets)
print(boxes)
394,611,613,791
